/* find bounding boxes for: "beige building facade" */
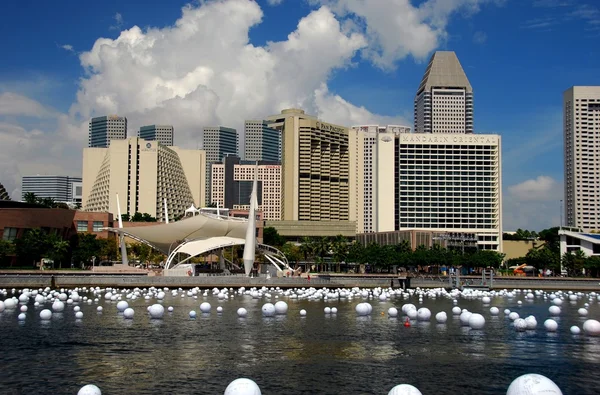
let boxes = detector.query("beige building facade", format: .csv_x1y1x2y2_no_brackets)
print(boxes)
82,137,205,221
267,109,349,221
564,86,600,230
349,125,411,234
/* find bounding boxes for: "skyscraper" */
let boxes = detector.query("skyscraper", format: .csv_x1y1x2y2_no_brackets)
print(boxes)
348,125,411,234
139,125,174,146
564,86,600,230
266,108,349,221
88,115,127,148
414,51,473,134
21,175,82,203
244,120,280,162
202,126,238,205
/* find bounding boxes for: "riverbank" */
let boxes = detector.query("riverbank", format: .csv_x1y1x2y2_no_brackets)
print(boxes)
0,271,599,290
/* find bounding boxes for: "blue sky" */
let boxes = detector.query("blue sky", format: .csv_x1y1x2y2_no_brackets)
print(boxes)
0,0,599,230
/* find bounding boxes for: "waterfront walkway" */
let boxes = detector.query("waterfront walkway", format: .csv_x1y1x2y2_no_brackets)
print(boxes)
0,271,599,290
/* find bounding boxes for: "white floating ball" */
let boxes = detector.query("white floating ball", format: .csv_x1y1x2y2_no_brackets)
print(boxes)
548,306,561,316
570,325,581,335
78,384,102,395
18,293,29,303
261,303,276,317
509,312,520,321
189,311,197,318
116,301,129,312
387,384,423,395
200,302,211,313
217,306,223,313
416,308,431,321
452,306,461,315
525,316,537,330
544,319,558,332
274,301,288,315
4,298,16,309
97,306,103,313
18,313,26,320
506,373,562,395
331,307,338,314
149,304,165,319
435,312,447,323
168,306,174,312
355,303,370,316
583,319,600,336
489,307,499,315
299,309,307,317
75,311,83,319
407,308,418,320
324,307,331,314
504,309,511,315
224,378,261,395
459,311,472,326
482,296,491,304
34,295,45,304
39,309,52,320
104,292,112,300
388,307,398,317
20,305,28,313
123,308,134,319
468,313,485,330
157,291,165,300
237,308,248,318
52,301,65,312
553,298,563,306
578,308,588,317
514,318,528,332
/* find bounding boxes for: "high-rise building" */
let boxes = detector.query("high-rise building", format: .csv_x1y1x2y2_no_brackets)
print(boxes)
211,155,281,221
397,133,502,250
21,175,82,203
139,125,174,146
349,125,411,233
88,115,127,148
266,108,349,221
202,126,238,205
0,182,11,201
82,138,205,222
244,120,281,162
414,51,473,134
564,86,600,230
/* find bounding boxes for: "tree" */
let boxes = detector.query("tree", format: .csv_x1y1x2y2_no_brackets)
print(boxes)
0,240,14,266
72,233,102,267
45,233,69,268
562,250,586,277
23,192,38,205
142,213,157,222
121,213,131,222
346,242,365,265
14,228,51,267
39,197,56,208
100,238,119,262
330,235,349,272
585,256,600,278
281,243,302,268
538,227,560,254
131,212,157,222
299,237,314,262
263,227,286,247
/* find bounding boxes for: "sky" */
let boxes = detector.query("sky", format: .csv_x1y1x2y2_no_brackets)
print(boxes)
0,0,599,231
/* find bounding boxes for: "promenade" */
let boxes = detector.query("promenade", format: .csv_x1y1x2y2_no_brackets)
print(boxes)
0,271,599,291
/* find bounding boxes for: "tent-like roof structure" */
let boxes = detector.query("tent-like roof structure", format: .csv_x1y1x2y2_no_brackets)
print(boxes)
106,213,247,254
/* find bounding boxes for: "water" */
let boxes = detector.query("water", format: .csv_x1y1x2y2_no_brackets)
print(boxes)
1,291,599,394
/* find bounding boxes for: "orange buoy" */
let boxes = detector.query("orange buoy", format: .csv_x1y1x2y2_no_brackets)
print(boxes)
404,317,411,327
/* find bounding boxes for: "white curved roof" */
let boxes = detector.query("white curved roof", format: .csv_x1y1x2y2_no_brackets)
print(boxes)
107,213,248,253
173,236,245,256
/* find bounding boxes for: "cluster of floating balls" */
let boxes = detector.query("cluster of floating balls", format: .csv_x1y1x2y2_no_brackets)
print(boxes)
77,373,564,394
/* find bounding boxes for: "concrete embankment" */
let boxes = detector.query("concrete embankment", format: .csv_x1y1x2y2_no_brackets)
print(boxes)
0,272,599,291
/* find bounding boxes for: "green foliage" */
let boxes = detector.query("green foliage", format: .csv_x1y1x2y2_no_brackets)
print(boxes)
525,246,560,270
121,213,131,222
0,239,14,264
263,227,286,247
72,233,102,266
503,229,539,240
21,192,69,209
130,212,157,222
538,227,560,254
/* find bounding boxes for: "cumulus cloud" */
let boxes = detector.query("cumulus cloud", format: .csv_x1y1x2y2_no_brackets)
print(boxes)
503,176,563,231
309,0,502,68
0,92,57,118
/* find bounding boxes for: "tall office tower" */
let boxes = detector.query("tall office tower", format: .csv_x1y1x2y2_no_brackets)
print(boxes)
349,125,411,233
202,126,238,205
82,138,205,222
211,155,282,221
139,125,174,146
564,86,600,230
397,133,502,250
244,120,281,162
266,108,349,221
21,175,82,203
414,51,473,134
88,115,127,148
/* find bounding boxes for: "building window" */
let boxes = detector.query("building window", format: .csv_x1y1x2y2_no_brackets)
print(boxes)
2,227,18,241
77,221,88,232
93,221,104,232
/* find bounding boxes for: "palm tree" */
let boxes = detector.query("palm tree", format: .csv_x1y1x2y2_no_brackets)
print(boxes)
312,237,331,272
330,235,348,273
23,192,38,205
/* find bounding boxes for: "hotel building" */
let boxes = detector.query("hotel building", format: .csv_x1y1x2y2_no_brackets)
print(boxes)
564,86,600,230
82,137,205,222
266,109,349,221
139,125,174,146
244,120,280,162
202,126,238,205
88,115,127,148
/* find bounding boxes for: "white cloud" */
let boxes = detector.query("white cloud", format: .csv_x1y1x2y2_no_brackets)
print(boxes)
110,12,124,30
309,0,502,68
503,176,563,231
473,31,487,44
0,92,57,118
61,44,75,52
267,0,284,5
